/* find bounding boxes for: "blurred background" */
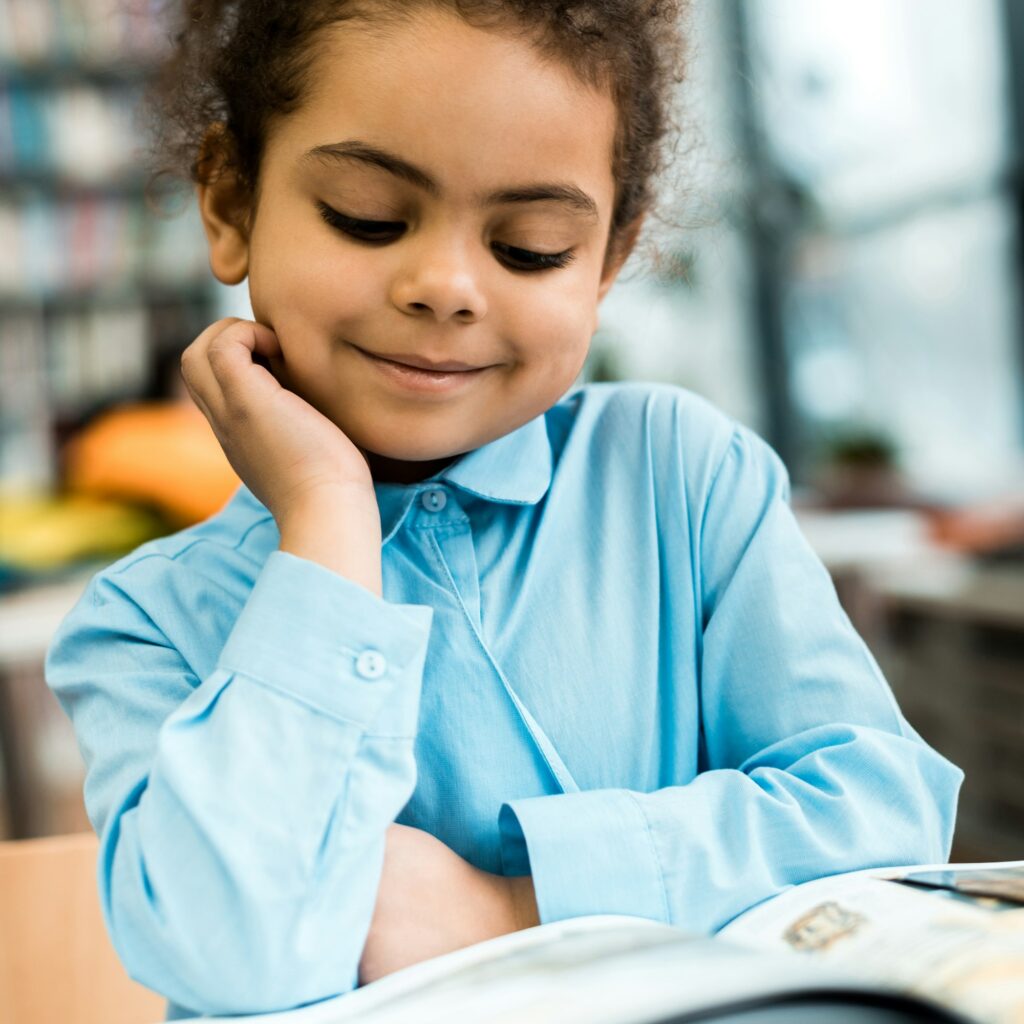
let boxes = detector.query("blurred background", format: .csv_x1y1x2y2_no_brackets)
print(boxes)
1,0,1022,862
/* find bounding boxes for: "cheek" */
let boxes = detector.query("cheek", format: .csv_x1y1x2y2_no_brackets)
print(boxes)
300,248,378,304
250,241,380,344
506,274,598,363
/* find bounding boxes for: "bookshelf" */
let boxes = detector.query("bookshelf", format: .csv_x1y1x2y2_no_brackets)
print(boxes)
0,0,222,837
0,0,219,494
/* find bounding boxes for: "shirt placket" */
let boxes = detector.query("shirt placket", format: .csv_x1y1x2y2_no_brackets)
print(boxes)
416,484,580,796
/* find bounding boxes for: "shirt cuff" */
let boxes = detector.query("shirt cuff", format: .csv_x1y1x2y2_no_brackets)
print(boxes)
498,789,669,925
217,549,433,736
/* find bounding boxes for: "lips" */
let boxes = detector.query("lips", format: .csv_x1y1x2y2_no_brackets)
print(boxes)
356,347,484,372
354,343,492,396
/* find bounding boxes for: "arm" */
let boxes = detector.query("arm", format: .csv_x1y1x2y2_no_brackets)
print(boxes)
46,319,433,1015
496,424,963,933
357,824,539,987
46,541,433,1016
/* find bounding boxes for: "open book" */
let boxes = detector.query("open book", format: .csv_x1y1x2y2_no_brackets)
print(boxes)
186,860,1024,1024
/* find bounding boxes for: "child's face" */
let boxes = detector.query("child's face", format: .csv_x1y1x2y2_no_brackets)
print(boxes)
200,7,632,480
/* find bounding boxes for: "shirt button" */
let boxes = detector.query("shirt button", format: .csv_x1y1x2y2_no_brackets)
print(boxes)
421,488,447,512
354,650,387,680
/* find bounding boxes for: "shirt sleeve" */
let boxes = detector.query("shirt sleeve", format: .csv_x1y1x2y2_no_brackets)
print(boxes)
497,424,963,933
45,548,433,1017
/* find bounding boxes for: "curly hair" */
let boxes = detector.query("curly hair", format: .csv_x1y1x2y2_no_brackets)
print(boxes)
141,0,693,272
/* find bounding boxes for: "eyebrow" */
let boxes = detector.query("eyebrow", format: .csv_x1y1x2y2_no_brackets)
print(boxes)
301,139,600,222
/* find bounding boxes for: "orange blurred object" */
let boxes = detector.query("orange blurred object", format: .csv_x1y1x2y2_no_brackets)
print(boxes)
927,493,1024,555
63,401,241,528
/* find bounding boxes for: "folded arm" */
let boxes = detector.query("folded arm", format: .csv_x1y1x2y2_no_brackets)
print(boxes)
497,425,963,933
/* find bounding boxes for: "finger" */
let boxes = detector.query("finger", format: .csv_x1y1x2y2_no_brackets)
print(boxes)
211,317,283,363
179,363,213,421
177,315,246,423
180,361,236,461
179,344,218,420
206,320,287,411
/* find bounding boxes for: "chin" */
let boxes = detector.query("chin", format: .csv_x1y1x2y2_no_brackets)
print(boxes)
355,431,472,464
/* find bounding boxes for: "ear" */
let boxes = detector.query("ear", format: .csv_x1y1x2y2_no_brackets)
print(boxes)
596,212,645,304
195,123,252,286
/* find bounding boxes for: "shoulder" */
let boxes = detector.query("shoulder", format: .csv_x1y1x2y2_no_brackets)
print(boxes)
66,485,276,626
549,380,759,485
544,383,793,551
107,484,271,569
556,381,736,449
556,378,726,424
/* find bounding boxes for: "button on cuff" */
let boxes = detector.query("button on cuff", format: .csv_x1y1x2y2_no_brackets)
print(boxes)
355,649,387,680
217,551,433,731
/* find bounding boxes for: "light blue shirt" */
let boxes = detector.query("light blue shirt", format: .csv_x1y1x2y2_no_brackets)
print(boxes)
45,381,962,1020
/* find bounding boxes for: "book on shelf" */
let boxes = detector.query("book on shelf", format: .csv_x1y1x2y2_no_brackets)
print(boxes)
0,191,209,298
0,80,143,181
183,859,1024,1024
0,0,167,69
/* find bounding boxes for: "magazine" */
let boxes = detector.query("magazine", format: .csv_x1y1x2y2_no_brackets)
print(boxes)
181,860,1024,1024
718,859,1024,1024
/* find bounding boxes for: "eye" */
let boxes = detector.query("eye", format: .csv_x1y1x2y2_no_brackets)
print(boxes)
492,242,577,273
316,202,404,242
316,201,575,271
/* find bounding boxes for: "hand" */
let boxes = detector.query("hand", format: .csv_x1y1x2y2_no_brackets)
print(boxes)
358,824,539,987
179,318,376,524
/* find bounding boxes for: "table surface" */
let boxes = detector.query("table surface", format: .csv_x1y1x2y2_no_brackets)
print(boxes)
795,508,1024,630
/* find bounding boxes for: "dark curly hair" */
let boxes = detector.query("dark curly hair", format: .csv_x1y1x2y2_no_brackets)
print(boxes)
141,0,694,273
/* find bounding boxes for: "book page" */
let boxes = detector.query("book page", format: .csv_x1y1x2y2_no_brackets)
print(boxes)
718,863,1024,1024
185,916,906,1024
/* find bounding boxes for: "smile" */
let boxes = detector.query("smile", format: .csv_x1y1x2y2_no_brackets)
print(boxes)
352,345,493,395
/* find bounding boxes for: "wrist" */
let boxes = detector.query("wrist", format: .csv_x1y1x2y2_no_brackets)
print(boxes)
507,874,540,931
278,481,379,526
278,490,383,596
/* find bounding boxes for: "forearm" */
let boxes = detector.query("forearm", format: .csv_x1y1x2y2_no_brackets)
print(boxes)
499,725,962,934
360,826,539,986
105,690,394,1013
51,550,434,1015
508,873,540,929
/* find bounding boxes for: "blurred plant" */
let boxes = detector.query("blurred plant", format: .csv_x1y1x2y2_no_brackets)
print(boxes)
811,425,907,508
818,427,899,469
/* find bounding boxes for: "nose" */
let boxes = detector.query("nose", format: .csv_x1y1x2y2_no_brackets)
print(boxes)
389,229,488,324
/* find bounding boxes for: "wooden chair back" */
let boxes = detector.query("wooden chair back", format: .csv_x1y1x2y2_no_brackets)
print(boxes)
0,832,166,1024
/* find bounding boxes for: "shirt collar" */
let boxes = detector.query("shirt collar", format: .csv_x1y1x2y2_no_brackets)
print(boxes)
375,411,553,546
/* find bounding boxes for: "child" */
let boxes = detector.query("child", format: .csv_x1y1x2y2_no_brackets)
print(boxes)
46,1,963,1020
